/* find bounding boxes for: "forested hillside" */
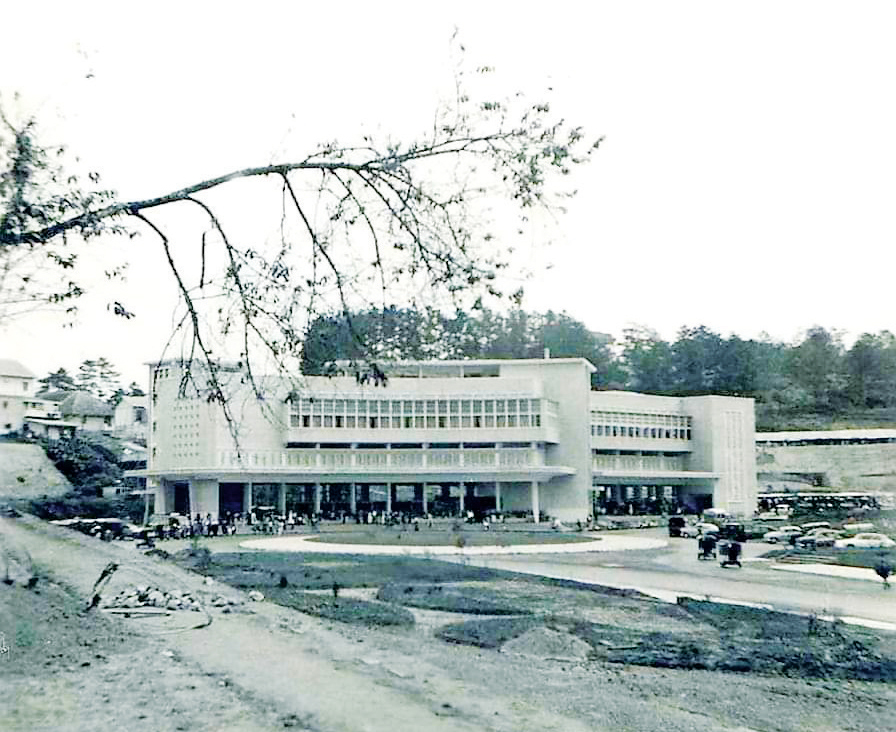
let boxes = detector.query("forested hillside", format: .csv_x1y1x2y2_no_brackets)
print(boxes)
302,309,896,431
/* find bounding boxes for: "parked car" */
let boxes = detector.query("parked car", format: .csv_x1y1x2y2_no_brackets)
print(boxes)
795,529,842,549
702,508,729,522
762,525,804,544
50,517,138,540
833,533,896,549
800,521,831,532
718,522,748,542
681,522,720,538
840,522,876,536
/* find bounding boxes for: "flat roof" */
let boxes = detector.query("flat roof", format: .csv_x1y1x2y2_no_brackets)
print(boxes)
337,358,597,373
756,429,896,442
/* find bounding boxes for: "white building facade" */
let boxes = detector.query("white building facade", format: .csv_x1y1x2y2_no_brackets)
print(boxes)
143,358,757,522
0,359,40,434
590,391,756,517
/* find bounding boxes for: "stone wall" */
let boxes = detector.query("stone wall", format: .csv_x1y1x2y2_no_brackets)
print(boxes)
756,441,896,491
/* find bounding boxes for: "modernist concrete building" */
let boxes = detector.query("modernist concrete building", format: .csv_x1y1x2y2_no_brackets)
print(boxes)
143,358,757,522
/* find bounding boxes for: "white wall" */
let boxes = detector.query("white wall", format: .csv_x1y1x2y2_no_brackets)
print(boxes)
502,360,594,521
683,396,757,516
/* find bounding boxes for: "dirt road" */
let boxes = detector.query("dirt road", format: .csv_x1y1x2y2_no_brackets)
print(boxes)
3,515,895,731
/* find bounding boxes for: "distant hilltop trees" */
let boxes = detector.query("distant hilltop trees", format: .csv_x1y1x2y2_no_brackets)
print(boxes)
303,310,896,429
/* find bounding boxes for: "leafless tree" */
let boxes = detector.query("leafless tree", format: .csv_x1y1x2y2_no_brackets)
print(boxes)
1,65,600,429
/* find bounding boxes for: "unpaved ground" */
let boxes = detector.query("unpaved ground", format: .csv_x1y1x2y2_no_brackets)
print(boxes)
2,515,895,732
0,442,71,499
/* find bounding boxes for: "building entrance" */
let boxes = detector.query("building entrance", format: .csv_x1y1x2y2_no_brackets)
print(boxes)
219,483,245,517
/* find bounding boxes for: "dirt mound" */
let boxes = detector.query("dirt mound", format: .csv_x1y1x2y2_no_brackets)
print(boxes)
502,626,592,660
0,442,71,499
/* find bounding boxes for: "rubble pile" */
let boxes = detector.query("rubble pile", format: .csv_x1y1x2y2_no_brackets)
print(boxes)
101,585,245,612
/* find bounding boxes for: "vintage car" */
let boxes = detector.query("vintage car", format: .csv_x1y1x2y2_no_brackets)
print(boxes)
833,533,896,549
761,525,804,544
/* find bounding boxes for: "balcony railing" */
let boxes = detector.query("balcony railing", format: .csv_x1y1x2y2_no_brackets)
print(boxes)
216,446,545,472
592,454,687,472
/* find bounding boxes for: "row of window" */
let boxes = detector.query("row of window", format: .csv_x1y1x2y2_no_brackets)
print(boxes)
292,414,543,430
592,424,692,440
591,411,692,428
291,397,545,417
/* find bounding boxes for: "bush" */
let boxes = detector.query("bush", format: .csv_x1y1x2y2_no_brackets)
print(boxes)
26,492,144,523
40,435,123,492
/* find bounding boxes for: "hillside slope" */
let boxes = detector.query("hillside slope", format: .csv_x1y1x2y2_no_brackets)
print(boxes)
0,441,71,500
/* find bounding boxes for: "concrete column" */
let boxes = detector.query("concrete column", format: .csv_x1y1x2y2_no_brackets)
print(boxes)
350,483,357,514
278,483,286,515
386,483,392,514
495,481,502,512
189,479,219,521
243,483,252,514
314,483,321,514
530,481,540,523
154,479,168,515
421,482,428,513
459,482,465,514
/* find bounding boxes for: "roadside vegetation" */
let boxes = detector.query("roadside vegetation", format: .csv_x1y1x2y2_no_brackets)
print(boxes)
8,433,143,523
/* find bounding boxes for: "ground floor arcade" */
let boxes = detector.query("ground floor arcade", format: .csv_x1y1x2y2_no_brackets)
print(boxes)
591,480,717,516
153,477,553,523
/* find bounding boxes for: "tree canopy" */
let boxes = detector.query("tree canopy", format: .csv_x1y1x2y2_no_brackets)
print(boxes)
302,306,623,389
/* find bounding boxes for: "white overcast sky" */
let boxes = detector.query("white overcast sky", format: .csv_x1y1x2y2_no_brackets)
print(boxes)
2,1,895,387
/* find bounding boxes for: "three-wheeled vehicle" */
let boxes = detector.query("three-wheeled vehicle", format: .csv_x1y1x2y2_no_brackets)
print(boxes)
697,532,718,560
719,539,743,568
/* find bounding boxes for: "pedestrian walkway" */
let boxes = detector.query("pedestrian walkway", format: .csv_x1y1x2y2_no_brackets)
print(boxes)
770,562,885,583
241,534,667,556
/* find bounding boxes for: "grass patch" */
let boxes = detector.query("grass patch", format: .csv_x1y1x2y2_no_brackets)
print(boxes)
176,551,510,590
263,587,415,627
763,546,896,569
303,528,594,547
376,583,530,615
436,615,544,648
